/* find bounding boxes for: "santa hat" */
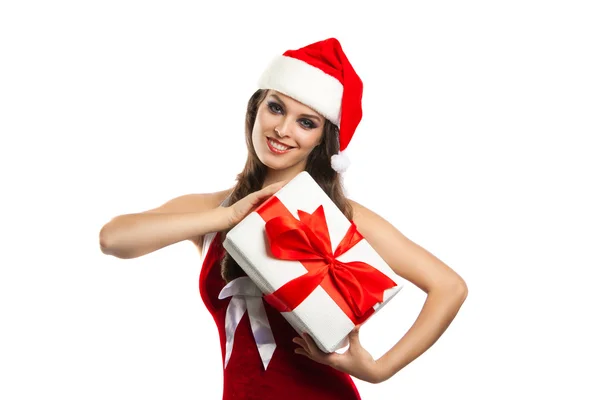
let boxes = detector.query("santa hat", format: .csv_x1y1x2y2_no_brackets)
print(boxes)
257,38,363,173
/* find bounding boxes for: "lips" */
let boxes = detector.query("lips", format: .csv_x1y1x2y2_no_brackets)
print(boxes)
266,137,295,154
268,137,295,149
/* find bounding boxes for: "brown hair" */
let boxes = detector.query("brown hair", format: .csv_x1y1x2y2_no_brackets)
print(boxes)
219,89,354,283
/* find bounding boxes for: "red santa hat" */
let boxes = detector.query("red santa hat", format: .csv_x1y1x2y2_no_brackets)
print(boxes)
257,37,363,173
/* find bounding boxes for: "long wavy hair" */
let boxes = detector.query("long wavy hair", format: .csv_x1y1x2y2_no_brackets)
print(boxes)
219,89,354,283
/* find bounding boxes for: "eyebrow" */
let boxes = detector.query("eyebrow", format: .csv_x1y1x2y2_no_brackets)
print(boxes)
269,94,324,123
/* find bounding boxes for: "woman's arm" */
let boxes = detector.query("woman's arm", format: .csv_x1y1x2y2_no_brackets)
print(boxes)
99,181,285,260
99,191,230,259
348,199,468,382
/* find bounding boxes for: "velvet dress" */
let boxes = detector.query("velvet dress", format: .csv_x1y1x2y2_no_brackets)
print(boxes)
198,197,362,400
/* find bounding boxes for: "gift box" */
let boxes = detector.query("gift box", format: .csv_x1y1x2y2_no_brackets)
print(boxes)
223,171,405,353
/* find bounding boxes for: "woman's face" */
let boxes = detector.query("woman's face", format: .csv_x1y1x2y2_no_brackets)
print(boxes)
252,90,325,171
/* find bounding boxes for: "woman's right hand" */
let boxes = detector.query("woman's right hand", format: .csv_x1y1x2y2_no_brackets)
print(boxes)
223,181,287,229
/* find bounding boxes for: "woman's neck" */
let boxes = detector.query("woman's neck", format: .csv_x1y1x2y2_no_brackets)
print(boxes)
262,165,305,189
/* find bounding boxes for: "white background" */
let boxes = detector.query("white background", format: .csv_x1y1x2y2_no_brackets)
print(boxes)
1,1,598,399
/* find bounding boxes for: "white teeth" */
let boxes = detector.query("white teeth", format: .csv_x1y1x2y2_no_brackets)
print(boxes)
268,138,292,151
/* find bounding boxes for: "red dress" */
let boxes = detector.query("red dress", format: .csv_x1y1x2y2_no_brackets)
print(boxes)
199,228,363,400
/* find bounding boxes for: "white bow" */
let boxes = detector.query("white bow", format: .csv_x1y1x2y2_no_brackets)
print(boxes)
218,276,276,370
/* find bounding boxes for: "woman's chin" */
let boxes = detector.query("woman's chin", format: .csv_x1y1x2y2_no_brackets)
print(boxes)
259,154,295,170
263,161,290,170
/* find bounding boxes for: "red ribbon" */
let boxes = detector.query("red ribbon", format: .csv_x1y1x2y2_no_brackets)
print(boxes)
257,198,397,324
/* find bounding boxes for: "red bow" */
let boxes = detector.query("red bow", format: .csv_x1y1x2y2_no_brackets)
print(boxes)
262,205,397,322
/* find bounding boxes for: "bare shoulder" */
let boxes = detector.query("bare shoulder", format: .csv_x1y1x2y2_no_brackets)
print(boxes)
346,198,467,294
346,198,400,245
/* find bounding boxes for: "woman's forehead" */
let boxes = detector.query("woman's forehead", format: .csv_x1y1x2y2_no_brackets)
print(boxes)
267,89,297,104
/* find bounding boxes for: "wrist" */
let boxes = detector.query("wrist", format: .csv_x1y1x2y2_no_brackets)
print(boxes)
216,205,234,230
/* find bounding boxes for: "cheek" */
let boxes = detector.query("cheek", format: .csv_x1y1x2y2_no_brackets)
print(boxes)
252,112,269,139
256,108,277,129
251,125,263,152
296,130,324,149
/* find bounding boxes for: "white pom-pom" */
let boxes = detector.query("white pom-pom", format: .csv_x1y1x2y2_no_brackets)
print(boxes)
331,151,351,173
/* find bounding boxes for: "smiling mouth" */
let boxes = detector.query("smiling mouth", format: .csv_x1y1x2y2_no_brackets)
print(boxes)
267,137,295,152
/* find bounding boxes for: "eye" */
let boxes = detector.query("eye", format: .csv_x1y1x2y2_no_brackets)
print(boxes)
299,119,316,129
267,101,283,114
267,101,317,129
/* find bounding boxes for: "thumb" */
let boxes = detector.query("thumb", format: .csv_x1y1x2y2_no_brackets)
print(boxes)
348,324,362,347
249,182,283,209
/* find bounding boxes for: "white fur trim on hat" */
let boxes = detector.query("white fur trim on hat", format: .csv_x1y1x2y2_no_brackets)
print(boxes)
331,150,351,173
257,55,343,126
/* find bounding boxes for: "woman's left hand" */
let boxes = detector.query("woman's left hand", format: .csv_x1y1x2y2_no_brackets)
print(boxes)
292,324,387,384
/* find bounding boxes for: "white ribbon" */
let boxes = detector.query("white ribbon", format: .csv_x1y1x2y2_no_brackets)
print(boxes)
218,276,276,370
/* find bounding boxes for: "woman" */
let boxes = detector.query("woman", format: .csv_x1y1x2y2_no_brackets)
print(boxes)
100,38,468,399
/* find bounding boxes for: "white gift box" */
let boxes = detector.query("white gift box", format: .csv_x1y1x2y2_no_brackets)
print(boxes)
223,171,405,353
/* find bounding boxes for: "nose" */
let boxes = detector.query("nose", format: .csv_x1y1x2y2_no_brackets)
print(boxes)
275,118,293,138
